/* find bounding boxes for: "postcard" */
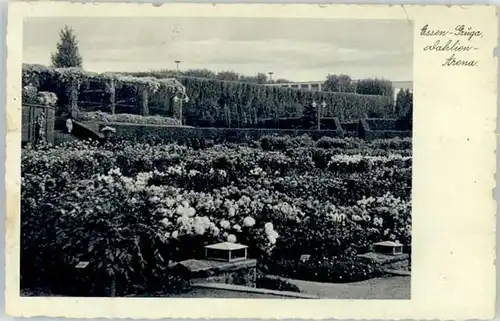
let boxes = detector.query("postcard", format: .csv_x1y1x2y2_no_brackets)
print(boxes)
4,2,497,319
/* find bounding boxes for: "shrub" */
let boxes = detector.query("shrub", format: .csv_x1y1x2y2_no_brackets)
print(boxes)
316,137,363,149
259,134,315,151
79,111,180,126
256,275,301,293
22,85,38,104
85,124,344,147
358,118,412,141
261,255,384,283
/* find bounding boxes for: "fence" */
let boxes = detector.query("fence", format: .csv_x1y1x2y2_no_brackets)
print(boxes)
22,104,55,145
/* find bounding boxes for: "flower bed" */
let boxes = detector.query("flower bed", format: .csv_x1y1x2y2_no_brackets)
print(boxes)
21,138,411,295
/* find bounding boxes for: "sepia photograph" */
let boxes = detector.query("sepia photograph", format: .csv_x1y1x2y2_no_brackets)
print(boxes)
19,16,414,299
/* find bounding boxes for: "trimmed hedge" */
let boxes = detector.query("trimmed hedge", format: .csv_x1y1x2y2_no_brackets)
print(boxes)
78,111,180,126
358,118,412,141
253,117,342,130
366,118,411,131
83,122,344,146
22,64,394,127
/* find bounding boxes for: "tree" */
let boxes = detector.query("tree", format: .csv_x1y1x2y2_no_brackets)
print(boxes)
323,74,355,92
183,69,217,79
301,102,317,129
216,71,241,82
355,78,393,97
275,78,292,84
51,25,83,68
396,88,413,117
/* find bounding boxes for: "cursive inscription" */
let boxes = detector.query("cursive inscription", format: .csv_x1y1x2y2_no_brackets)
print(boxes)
420,24,481,67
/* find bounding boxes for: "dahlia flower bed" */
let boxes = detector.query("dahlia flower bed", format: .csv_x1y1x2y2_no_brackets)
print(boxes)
21,138,411,295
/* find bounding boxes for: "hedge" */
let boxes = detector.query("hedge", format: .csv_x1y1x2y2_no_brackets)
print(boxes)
162,76,393,125
365,118,411,131
80,122,344,146
22,64,394,127
78,111,180,126
252,117,342,130
358,118,412,141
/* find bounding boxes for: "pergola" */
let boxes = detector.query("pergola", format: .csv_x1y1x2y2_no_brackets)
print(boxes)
22,64,190,123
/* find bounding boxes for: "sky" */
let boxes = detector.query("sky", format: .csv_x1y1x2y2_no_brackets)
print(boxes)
23,17,413,82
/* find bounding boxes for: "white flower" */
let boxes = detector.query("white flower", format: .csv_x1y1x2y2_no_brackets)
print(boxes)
228,207,236,217
352,215,362,222
172,231,179,239
149,196,160,203
264,222,274,231
266,229,279,239
211,226,220,236
331,213,341,222
194,225,206,235
220,220,231,229
268,236,277,245
176,203,196,217
233,224,242,232
160,218,170,226
227,234,237,243
243,216,256,227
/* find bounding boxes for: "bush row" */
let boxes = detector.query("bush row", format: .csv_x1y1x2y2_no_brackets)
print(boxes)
22,64,394,127
358,119,413,140
251,117,342,130
91,122,344,146
80,121,411,151
78,111,180,126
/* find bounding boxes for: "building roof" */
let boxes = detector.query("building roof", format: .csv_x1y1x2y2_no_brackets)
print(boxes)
205,242,248,251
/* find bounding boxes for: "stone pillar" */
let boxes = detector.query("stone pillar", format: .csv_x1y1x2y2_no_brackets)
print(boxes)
139,86,149,116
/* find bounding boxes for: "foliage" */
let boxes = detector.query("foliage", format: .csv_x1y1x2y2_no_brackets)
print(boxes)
21,136,411,294
355,78,393,98
300,102,318,129
22,86,38,104
274,78,292,84
36,92,58,106
254,117,341,130
395,89,413,130
78,111,180,126
51,25,83,68
323,74,356,93
128,69,271,84
23,64,393,125
261,254,384,283
216,71,241,82
90,124,343,147
256,275,301,292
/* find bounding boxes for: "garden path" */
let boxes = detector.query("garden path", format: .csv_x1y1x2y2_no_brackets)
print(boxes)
279,275,411,299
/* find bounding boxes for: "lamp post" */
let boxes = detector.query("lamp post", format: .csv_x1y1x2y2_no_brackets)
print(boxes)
175,60,181,72
268,72,274,83
319,101,326,130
